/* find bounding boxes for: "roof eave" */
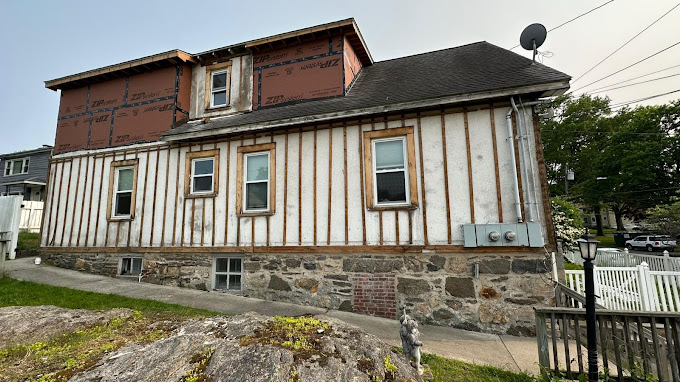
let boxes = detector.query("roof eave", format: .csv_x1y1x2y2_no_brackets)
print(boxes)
163,80,569,142
44,50,197,91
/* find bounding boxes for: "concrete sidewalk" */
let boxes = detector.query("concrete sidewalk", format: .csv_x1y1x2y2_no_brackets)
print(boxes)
3,257,541,374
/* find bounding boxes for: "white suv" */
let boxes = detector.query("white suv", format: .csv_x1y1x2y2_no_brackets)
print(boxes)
625,236,677,252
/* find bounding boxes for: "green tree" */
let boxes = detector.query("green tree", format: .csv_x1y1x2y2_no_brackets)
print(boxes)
645,195,680,239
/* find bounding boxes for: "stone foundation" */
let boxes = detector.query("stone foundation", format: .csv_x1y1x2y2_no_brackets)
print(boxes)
43,250,554,336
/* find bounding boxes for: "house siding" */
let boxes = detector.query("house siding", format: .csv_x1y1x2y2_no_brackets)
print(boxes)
41,106,547,249
41,104,553,335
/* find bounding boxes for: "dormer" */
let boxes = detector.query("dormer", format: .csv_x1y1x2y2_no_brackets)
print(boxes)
190,18,372,119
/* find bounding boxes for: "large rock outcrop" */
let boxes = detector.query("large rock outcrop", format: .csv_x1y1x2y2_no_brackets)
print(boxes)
0,305,133,347
72,312,422,382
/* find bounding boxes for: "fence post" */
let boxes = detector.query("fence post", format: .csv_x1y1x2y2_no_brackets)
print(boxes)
593,265,601,306
624,248,631,267
663,250,671,272
535,310,551,378
638,262,652,311
551,252,558,282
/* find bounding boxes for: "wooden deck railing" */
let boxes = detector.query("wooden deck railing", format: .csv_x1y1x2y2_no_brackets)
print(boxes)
535,307,680,381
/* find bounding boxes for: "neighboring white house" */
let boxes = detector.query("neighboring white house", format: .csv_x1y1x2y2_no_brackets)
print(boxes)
40,19,570,335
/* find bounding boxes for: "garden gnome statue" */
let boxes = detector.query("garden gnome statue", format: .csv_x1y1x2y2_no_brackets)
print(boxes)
399,308,423,375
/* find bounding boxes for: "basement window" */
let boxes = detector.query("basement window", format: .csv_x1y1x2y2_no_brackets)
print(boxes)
363,127,418,209
120,257,143,276
213,256,243,291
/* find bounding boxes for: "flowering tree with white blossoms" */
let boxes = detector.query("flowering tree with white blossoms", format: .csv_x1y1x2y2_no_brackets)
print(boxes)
551,197,584,252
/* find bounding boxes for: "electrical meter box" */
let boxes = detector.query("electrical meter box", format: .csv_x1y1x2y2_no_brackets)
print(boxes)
463,222,544,248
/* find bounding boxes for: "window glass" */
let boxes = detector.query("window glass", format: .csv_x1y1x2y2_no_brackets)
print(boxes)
376,172,407,203
375,140,405,170
246,183,267,210
193,177,213,193
117,168,134,191
212,91,227,106
12,161,22,175
115,193,132,216
194,159,213,175
228,274,242,290
213,72,227,89
215,274,229,289
216,258,228,273
120,257,142,276
246,154,268,181
230,258,242,272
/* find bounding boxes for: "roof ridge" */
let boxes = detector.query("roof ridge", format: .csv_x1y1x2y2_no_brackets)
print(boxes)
373,41,487,64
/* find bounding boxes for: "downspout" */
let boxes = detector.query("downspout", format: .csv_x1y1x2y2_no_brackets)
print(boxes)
506,102,523,223
518,98,543,224
511,97,534,222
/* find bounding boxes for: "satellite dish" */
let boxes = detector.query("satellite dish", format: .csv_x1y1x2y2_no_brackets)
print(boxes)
519,23,547,63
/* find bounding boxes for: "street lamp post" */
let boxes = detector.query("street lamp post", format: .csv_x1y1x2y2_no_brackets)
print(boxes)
577,230,600,382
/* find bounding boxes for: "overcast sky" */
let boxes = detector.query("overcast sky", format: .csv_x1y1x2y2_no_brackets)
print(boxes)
1,0,678,154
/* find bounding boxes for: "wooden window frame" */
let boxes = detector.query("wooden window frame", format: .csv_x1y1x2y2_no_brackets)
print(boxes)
236,143,276,216
106,159,139,221
184,149,220,199
363,127,418,210
212,255,244,291
204,62,232,111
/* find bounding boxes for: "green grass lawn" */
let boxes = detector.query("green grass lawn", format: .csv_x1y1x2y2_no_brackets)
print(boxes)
421,353,535,382
563,262,584,271
16,231,40,251
0,277,217,317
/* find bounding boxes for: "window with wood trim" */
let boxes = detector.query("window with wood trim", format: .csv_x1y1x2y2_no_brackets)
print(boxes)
107,159,139,220
119,257,143,276
185,150,219,198
363,127,418,209
205,62,231,110
236,143,276,215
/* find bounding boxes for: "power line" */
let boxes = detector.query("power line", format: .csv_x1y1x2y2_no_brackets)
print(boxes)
509,0,616,50
610,88,680,108
571,1,680,84
574,63,680,94
585,73,680,95
570,41,680,93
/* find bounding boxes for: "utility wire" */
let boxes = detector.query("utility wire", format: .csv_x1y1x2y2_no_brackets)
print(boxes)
610,88,680,108
574,63,680,94
570,41,680,93
571,1,680,85
509,0,616,50
585,73,680,94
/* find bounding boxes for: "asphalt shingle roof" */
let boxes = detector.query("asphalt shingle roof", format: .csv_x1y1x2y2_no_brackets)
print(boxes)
165,41,570,138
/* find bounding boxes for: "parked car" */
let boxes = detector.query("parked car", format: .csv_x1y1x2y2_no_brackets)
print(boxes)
625,235,677,252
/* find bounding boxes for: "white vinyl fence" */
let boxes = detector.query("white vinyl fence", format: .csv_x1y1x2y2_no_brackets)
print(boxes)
19,201,43,233
565,263,680,312
565,248,680,272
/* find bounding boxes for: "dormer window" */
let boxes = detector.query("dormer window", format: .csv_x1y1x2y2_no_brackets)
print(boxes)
211,70,228,108
205,62,231,110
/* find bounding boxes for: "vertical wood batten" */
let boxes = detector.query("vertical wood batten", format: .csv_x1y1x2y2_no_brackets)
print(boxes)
58,159,75,246
224,141,231,245
343,125,348,244
138,149,151,247
79,157,94,247
160,147,171,246
92,156,106,247
282,130,288,245
298,128,303,245
416,117,428,245
45,161,60,246
464,112,475,224
150,148,161,246
313,127,317,246
490,108,503,222
68,157,83,247
327,126,333,245
172,146,181,245
440,113,452,243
